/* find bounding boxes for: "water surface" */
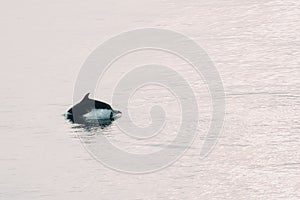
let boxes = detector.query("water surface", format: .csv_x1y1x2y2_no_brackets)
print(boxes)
0,0,299,199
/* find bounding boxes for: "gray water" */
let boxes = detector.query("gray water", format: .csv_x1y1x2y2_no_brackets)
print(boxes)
1,0,300,199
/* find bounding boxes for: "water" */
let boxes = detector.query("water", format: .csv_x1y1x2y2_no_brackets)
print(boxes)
1,0,300,199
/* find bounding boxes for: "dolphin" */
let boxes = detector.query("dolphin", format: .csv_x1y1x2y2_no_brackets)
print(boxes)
65,93,122,123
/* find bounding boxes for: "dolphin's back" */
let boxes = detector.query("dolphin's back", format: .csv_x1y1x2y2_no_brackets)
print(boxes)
65,93,121,123
67,93,112,116
94,100,112,110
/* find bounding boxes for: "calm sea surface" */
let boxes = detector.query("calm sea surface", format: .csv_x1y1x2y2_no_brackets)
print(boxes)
0,0,299,199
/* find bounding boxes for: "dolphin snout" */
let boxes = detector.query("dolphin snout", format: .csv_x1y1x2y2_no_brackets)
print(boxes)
111,110,122,119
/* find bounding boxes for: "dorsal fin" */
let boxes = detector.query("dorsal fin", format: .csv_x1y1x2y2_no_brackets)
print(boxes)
82,93,90,101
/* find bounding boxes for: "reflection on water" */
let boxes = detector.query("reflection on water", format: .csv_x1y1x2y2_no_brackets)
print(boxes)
68,119,113,129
